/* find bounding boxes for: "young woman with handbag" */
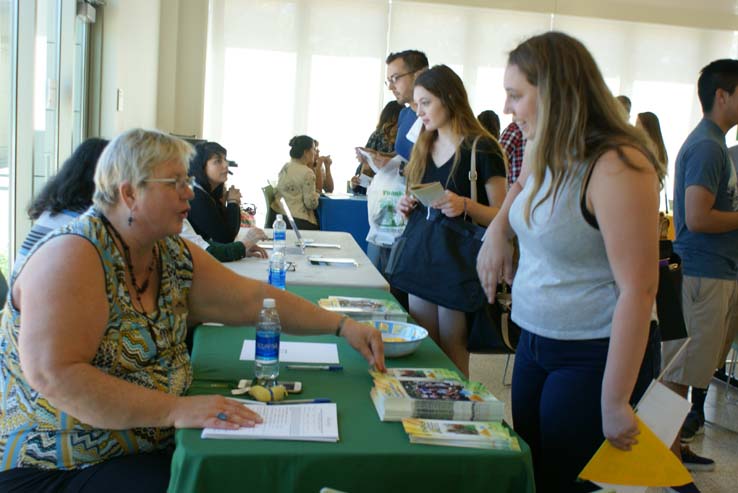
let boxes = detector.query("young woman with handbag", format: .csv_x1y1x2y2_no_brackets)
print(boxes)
393,64,507,376
476,32,666,492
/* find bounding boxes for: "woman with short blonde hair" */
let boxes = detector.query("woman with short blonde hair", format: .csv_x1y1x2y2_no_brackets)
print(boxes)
0,128,384,492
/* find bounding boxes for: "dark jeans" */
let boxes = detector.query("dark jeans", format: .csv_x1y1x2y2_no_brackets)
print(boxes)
0,450,172,493
512,324,661,493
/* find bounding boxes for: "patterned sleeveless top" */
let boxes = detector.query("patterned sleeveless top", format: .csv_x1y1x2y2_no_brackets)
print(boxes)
0,209,193,470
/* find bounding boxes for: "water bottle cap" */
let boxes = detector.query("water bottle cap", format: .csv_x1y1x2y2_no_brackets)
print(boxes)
276,214,283,221
263,298,276,308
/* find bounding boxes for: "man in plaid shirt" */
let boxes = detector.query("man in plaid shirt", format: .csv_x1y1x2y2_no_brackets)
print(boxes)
499,121,526,187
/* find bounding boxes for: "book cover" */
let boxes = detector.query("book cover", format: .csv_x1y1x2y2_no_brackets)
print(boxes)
318,296,407,321
369,372,504,422
402,418,520,451
371,368,462,381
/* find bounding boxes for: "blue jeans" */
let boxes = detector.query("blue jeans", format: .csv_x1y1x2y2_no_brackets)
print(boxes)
512,324,661,493
366,242,391,275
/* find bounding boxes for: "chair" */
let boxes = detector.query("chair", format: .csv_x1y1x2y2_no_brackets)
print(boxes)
261,184,278,229
0,270,7,324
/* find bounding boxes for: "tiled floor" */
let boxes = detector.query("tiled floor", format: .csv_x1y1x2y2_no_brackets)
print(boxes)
470,353,738,493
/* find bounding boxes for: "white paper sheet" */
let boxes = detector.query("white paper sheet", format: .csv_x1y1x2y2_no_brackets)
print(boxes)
594,380,691,493
240,340,339,364
201,403,338,442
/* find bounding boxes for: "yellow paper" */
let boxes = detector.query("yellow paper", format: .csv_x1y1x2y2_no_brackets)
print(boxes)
579,415,692,487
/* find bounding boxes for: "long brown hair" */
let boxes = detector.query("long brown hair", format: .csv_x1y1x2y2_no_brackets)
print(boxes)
508,32,665,224
405,64,504,188
376,100,403,148
637,111,668,166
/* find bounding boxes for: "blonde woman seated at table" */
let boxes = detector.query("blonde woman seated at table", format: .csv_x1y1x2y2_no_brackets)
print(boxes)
0,129,385,493
273,135,321,231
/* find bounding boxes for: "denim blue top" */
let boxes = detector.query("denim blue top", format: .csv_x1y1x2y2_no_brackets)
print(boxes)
395,106,417,162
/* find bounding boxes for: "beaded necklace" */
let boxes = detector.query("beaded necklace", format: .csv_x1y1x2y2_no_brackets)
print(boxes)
100,214,159,312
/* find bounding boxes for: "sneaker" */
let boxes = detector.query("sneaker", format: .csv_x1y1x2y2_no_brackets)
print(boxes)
668,482,702,493
713,367,738,388
681,445,715,472
680,411,704,443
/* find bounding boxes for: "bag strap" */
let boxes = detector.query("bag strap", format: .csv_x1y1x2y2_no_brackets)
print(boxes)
468,135,481,204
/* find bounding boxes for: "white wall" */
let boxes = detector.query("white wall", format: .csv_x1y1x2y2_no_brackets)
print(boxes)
97,0,738,140
156,0,208,137
98,0,162,137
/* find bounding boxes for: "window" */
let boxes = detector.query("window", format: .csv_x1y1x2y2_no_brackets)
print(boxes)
0,0,15,277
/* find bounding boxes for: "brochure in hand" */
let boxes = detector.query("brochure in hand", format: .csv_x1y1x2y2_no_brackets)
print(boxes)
318,296,407,322
402,418,520,451
409,182,445,207
369,369,504,422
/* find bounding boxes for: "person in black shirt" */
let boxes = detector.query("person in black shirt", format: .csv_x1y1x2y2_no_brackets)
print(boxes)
397,65,507,376
187,141,241,243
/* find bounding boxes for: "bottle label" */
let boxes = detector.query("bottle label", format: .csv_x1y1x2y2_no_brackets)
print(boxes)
255,333,280,361
268,268,286,289
274,230,286,242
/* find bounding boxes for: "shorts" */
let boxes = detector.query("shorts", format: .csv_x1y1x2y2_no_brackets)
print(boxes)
661,275,738,388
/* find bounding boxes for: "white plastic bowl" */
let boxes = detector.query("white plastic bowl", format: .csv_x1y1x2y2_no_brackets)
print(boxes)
370,320,429,358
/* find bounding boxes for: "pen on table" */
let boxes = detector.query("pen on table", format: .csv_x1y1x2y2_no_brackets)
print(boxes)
267,398,332,405
286,365,343,371
192,382,232,388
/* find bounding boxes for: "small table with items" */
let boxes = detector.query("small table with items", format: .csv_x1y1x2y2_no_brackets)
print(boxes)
168,286,534,493
225,229,387,290
318,194,369,253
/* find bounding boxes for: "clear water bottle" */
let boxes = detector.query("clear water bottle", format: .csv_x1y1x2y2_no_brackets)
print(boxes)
254,298,281,385
268,250,286,290
273,214,287,255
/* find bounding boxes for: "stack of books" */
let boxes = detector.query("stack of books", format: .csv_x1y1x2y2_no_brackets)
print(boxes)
318,296,407,322
368,368,504,422
402,418,520,451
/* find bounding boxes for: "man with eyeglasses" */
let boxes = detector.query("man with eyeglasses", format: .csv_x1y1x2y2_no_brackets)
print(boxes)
355,50,428,298
360,50,429,165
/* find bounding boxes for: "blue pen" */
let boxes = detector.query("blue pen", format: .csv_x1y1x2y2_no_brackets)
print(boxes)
267,398,332,405
286,364,343,371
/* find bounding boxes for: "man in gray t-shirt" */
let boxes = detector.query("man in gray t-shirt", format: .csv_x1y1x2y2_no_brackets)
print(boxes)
663,59,738,473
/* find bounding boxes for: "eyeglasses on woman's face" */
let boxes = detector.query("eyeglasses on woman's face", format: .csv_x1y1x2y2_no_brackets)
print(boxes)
144,175,197,192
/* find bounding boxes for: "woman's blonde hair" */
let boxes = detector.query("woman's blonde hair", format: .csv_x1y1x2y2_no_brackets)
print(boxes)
637,111,668,166
508,32,665,224
93,128,194,209
405,65,504,188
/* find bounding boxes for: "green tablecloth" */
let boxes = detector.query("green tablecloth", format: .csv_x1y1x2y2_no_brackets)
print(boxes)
169,286,534,493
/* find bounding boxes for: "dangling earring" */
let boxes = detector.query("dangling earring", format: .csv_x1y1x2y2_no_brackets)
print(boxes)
128,212,134,226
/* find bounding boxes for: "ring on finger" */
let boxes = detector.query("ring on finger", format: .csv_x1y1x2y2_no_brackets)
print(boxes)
216,412,228,421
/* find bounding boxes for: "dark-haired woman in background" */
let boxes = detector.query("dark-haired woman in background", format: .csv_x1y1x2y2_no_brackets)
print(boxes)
477,110,501,140
351,101,403,194
14,138,109,269
636,111,668,169
273,135,321,230
188,141,242,243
